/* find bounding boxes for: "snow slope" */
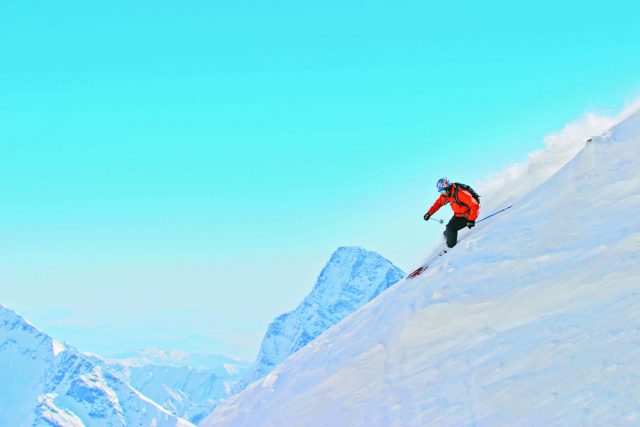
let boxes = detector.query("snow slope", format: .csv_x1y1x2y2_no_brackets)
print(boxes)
203,108,640,426
0,305,194,427
90,349,251,424
236,247,405,391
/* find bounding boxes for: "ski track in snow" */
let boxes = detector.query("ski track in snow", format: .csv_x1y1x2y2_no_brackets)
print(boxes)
203,108,640,426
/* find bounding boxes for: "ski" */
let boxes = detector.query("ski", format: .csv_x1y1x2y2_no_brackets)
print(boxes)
406,248,448,280
407,265,428,279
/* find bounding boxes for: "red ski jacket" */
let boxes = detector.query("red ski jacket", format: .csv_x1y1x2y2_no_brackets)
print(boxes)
427,184,480,221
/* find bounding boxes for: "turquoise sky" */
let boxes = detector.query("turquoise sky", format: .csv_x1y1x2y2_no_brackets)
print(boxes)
2,0,639,357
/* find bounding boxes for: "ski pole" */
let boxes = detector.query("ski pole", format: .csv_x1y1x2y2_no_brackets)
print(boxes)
428,217,445,224
476,205,513,223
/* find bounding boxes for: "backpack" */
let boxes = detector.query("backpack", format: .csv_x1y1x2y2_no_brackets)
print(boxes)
453,182,481,207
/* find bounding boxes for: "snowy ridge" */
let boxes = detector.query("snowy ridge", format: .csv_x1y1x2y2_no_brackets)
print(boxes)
90,350,251,424
236,246,405,391
204,108,640,426
0,305,194,427
107,348,249,373
478,100,640,213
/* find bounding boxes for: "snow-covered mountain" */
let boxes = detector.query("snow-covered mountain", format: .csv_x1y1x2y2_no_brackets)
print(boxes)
89,349,251,424
236,246,405,391
203,107,640,426
0,305,193,427
108,348,250,374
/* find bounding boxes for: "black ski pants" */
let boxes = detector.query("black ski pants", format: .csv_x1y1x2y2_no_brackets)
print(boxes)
443,216,468,248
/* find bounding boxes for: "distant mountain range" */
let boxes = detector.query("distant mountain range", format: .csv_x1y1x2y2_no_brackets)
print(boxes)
1,246,403,426
0,304,193,427
89,349,251,424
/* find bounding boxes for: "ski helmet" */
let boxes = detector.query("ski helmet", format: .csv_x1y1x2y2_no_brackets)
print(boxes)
436,177,450,194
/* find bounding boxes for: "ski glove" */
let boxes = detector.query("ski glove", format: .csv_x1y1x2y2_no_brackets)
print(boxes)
423,213,431,221
467,220,475,229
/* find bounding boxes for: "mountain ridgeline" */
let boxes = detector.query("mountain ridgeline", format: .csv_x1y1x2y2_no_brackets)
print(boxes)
0,246,404,425
0,305,194,427
236,246,405,391
88,349,251,425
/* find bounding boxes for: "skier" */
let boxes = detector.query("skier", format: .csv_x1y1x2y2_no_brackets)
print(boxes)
423,178,480,249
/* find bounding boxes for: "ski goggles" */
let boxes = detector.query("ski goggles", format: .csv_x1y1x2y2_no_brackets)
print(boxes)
437,184,449,194
436,181,450,193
